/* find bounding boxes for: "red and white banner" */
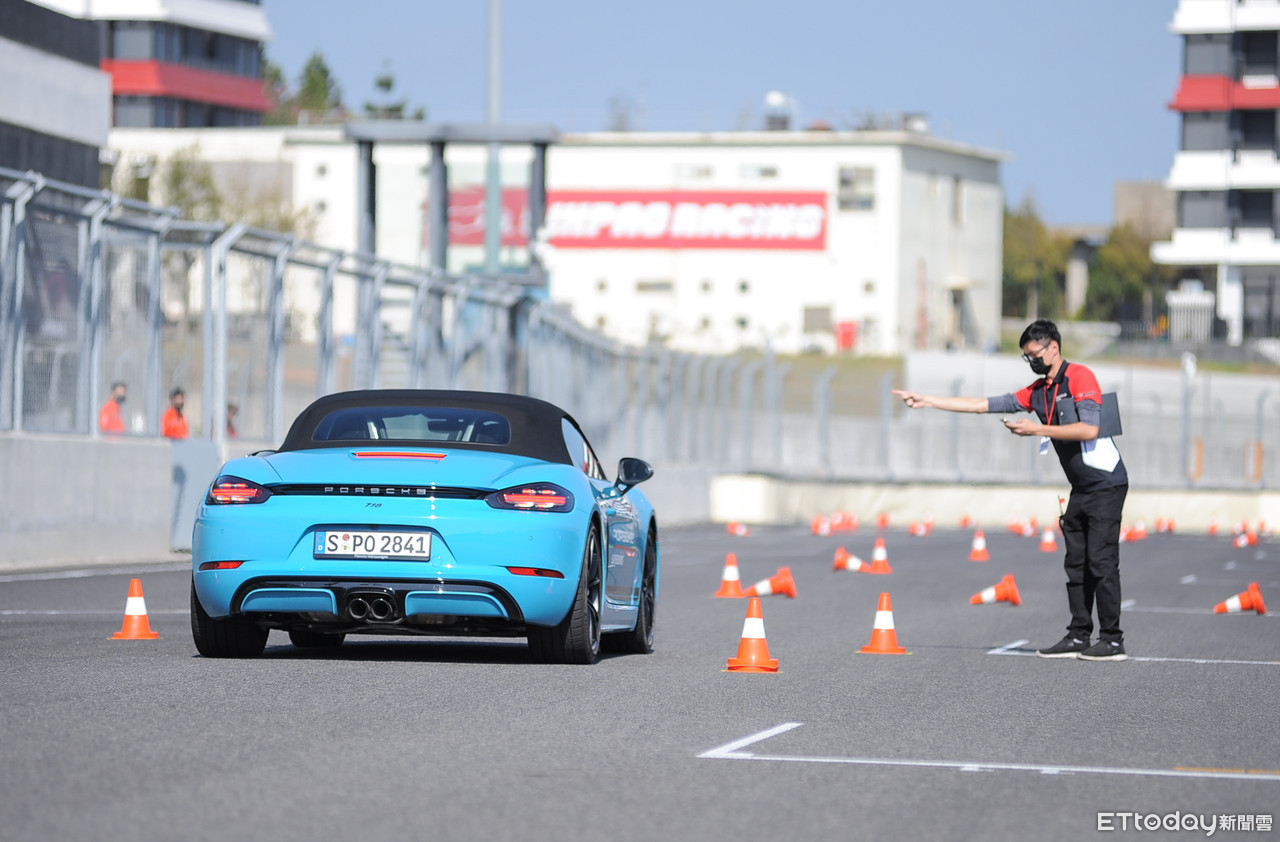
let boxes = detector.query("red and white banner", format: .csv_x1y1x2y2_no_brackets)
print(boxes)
447,188,827,250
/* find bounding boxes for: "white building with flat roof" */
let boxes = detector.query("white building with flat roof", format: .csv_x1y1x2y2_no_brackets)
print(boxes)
109,124,1005,355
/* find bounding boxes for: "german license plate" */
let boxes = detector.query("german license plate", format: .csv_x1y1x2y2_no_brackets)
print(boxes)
314,530,431,560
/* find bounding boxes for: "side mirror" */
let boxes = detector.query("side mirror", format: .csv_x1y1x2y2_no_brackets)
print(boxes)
615,457,653,494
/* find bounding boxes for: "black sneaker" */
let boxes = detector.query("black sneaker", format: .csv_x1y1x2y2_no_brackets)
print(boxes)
1036,635,1088,658
1077,640,1127,661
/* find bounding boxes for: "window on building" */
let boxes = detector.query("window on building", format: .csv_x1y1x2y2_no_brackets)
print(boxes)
596,315,607,329
155,24,180,63
735,316,749,330
111,21,154,60
1240,110,1276,151
636,279,673,293
113,96,153,128
1182,112,1229,152
1183,33,1232,76
701,279,712,293
1242,30,1278,77
738,280,750,293
837,167,875,211
1179,191,1228,229
596,279,608,292
864,280,876,295
952,176,964,224
1238,190,1274,228
699,316,711,329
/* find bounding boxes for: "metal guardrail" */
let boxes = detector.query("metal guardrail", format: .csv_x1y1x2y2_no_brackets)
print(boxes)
2,166,1277,490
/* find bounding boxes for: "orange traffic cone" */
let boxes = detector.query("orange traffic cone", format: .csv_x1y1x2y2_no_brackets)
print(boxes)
865,537,892,574
876,512,890,530
811,513,831,536
833,546,870,573
1039,527,1058,553
726,521,750,537
744,566,797,599
969,529,990,561
959,514,974,529
1129,520,1148,541
1207,517,1219,537
1233,531,1259,549
111,578,159,640
714,553,746,598
726,597,779,672
860,592,906,654
1214,582,1267,615
970,574,1021,607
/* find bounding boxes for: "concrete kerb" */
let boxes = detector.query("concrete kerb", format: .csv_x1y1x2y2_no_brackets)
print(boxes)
709,474,1280,533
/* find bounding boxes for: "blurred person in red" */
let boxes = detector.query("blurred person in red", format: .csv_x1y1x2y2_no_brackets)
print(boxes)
98,381,127,434
162,387,189,439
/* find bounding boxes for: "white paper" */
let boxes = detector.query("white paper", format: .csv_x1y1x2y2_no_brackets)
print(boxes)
1039,437,1051,456
1081,436,1120,472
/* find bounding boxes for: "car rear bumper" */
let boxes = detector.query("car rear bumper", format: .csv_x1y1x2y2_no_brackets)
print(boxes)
192,499,588,627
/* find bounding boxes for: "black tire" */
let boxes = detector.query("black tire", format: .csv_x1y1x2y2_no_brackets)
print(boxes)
528,523,602,664
190,579,269,658
603,527,657,655
288,629,346,649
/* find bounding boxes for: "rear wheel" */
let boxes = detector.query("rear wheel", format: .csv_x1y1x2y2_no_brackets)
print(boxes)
528,524,602,664
604,528,657,655
190,579,268,658
288,629,346,649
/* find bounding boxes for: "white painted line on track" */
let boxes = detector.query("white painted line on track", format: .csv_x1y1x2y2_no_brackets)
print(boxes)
986,639,1280,666
1179,574,1197,584
698,722,803,759
0,563,187,583
700,723,1280,782
0,609,189,616
985,639,1030,655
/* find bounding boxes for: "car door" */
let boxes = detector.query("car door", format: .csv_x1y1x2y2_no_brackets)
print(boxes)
561,419,642,615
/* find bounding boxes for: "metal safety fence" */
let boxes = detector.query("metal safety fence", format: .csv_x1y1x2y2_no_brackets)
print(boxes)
2,166,1278,491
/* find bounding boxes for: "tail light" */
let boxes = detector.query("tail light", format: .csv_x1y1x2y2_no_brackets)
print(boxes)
207,476,273,505
485,483,574,513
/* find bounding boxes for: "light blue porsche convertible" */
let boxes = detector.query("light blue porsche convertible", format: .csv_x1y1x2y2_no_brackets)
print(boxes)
190,390,657,663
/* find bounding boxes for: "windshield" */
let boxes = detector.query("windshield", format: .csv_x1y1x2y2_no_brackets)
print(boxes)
311,406,512,445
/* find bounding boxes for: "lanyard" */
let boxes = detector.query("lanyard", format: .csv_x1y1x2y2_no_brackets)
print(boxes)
1042,380,1060,426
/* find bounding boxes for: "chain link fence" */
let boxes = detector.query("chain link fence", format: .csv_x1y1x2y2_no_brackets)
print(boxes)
2,166,1278,491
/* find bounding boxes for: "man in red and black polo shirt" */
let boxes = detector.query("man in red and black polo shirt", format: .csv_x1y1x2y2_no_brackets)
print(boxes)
893,319,1129,661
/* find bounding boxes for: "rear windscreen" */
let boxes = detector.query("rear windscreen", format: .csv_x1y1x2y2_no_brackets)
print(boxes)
311,406,512,445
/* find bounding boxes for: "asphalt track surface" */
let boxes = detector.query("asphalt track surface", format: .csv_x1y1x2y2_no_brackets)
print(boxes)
2,524,1278,842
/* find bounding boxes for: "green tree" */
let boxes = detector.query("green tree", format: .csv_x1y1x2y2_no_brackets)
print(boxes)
362,65,425,120
1002,198,1071,319
297,52,343,121
261,54,294,126
1083,224,1149,322
159,145,222,221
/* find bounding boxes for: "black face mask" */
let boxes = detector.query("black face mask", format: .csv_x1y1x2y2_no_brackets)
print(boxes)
1028,356,1051,376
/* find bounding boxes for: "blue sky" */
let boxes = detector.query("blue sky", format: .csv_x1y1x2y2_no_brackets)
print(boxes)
262,0,1181,227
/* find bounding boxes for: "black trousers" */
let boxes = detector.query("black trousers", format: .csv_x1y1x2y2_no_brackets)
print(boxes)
1059,484,1127,642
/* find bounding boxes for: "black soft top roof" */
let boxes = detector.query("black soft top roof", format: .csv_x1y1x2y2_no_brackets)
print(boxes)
278,389,576,464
